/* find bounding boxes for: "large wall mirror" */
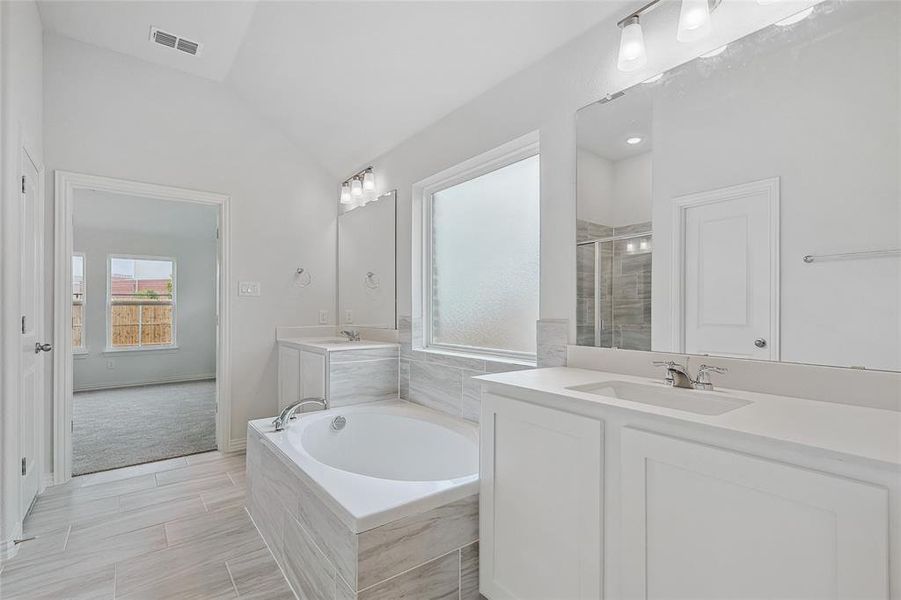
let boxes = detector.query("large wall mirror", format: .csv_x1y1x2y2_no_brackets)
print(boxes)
338,190,397,329
576,1,899,371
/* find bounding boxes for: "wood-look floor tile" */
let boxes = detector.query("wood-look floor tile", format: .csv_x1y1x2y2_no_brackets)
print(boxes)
23,495,120,536
202,484,247,512
73,457,188,487
225,546,295,600
155,455,246,487
68,496,206,546
116,561,238,600
163,506,255,548
35,474,157,507
0,527,70,566
119,472,234,512
0,563,115,600
186,451,234,465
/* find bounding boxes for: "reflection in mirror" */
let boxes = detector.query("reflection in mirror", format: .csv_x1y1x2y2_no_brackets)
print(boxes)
338,190,397,329
576,1,899,371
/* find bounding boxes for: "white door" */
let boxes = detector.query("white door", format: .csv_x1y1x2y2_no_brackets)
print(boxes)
620,428,888,600
677,178,779,359
480,392,603,599
19,147,45,516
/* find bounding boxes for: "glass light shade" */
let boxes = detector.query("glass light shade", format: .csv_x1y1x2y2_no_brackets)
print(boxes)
362,169,375,191
776,6,813,26
340,183,351,204
350,178,363,198
617,18,647,72
677,0,712,43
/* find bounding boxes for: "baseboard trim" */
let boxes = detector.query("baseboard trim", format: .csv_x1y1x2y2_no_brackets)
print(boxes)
74,374,216,393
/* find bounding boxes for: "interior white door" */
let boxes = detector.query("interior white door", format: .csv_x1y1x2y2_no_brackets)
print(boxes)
678,179,779,359
19,147,44,517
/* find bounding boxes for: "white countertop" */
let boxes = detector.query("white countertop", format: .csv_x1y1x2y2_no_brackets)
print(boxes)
276,336,399,353
475,367,901,469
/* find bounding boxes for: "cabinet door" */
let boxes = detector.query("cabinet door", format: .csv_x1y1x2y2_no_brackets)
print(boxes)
480,393,603,600
300,350,326,401
620,428,889,600
277,344,301,412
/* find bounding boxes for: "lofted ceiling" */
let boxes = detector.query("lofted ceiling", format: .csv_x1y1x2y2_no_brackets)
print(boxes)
38,1,627,176
74,190,219,240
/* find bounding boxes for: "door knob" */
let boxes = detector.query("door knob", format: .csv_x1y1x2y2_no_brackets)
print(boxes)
754,338,767,348
34,342,52,354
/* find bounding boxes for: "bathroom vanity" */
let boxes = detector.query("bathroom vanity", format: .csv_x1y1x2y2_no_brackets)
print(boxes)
475,367,900,599
276,337,399,411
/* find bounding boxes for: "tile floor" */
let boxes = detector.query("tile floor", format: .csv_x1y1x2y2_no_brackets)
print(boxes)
0,451,295,599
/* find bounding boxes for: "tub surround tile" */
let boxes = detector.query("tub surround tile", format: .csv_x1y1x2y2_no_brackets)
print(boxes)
330,347,399,362
330,358,399,407
357,494,478,589
397,314,536,422
460,542,480,600
356,550,460,600
283,514,337,600
537,319,568,368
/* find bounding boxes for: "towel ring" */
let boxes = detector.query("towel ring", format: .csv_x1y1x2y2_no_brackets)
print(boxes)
364,271,380,289
296,268,312,287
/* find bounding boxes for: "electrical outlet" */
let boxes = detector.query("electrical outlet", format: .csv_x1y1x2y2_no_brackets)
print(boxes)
106,360,115,369
319,309,328,324
238,281,261,297
344,309,353,324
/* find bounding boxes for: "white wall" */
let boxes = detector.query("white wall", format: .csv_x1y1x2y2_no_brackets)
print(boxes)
72,194,218,390
576,149,612,226
0,0,43,552
356,0,819,335
650,3,899,370
578,150,652,229
43,33,337,454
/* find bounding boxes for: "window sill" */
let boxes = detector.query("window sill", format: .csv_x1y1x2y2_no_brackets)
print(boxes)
103,345,179,354
73,348,89,357
418,346,536,369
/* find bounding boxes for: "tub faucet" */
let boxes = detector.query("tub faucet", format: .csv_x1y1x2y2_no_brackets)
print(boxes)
273,397,327,432
339,329,360,341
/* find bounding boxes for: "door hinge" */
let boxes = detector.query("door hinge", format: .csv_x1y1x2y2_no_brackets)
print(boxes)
71,420,74,433
21,457,26,476
216,227,220,240
21,315,26,334
21,175,26,194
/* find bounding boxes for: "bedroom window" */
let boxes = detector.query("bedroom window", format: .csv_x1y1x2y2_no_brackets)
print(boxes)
107,256,176,349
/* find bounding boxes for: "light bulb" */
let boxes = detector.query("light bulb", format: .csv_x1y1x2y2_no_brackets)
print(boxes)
775,6,813,26
362,169,375,191
617,16,647,73
351,178,363,198
626,242,635,252
677,0,712,43
340,183,351,204
626,136,643,145
640,239,649,250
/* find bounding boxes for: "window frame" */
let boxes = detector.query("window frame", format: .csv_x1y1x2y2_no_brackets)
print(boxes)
72,252,87,353
418,132,540,362
105,253,178,352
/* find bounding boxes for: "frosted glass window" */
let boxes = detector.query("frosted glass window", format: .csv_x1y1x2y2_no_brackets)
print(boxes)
429,154,539,356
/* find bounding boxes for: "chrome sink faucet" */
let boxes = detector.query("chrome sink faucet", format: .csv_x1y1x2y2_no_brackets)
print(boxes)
339,329,360,341
273,397,327,431
653,361,727,390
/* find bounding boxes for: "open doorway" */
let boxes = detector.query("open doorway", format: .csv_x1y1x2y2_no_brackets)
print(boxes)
54,173,231,482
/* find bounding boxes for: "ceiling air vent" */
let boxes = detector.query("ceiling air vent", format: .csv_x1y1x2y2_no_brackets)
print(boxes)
150,27,202,57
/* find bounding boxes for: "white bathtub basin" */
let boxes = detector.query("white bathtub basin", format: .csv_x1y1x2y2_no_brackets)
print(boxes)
249,400,479,531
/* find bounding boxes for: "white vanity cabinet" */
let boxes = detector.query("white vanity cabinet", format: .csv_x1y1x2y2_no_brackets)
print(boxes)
277,344,325,411
478,379,897,600
480,393,603,600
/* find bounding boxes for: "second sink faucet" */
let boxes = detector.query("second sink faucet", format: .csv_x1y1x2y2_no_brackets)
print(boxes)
652,361,727,390
339,329,360,341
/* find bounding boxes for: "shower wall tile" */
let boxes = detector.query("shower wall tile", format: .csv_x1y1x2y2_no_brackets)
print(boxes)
399,359,410,400
409,361,463,417
329,357,399,407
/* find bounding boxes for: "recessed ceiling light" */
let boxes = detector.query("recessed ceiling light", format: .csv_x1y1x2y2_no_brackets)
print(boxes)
642,73,663,84
626,136,643,145
700,44,728,58
776,6,814,26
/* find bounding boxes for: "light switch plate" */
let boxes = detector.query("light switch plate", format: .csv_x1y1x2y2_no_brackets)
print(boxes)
238,281,261,297
344,309,353,324
319,309,328,324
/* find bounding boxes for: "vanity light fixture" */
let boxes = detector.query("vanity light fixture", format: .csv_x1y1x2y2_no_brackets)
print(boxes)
775,6,814,26
626,136,643,145
616,0,722,72
617,16,648,72
339,166,377,208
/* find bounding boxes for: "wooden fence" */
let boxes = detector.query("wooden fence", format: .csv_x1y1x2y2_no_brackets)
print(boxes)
111,302,173,347
72,303,84,348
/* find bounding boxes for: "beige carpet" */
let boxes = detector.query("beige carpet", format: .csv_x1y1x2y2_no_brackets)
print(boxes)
72,380,217,476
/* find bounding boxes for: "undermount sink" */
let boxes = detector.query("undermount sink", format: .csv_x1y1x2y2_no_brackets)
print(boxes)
566,380,752,416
